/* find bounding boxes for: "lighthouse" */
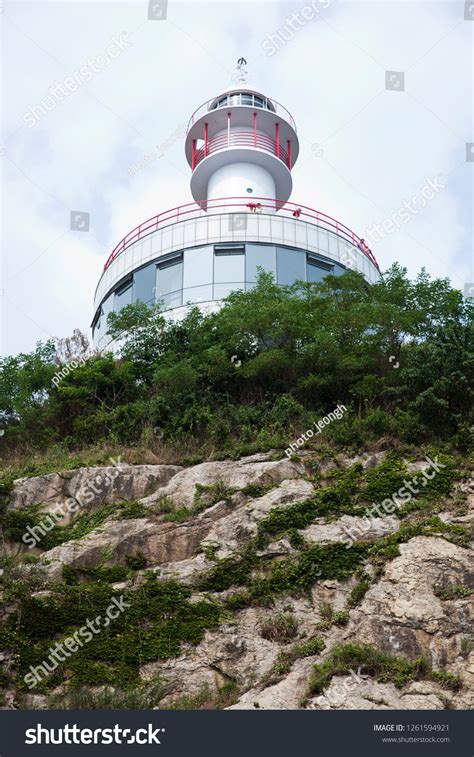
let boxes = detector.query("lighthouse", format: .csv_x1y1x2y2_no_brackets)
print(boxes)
92,61,380,347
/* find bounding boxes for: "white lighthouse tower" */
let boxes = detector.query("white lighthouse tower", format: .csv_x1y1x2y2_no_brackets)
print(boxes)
92,62,380,347
185,59,299,210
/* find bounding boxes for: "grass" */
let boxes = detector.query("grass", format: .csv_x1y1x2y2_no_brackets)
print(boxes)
259,612,299,643
368,517,469,561
433,583,472,601
42,681,171,710
306,643,461,700
192,480,236,514
346,573,372,608
460,636,472,658
241,483,275,498
200,541,368,609
263,635,325,685
167,682,239,710
2,499,151,552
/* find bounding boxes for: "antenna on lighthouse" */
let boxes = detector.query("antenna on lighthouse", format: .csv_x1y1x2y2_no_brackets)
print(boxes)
232,57,248,84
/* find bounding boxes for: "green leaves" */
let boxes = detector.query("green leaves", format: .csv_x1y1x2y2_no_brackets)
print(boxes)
0,265,472,456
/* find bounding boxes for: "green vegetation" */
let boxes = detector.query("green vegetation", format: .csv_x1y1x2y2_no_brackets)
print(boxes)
0,266,472,703
259,612,299,643
254,464,367,547
241,482,275,498
347,573,372,608
307,643,461,698
0,577,220,692
313,602,349,631
167,682,239,710
193,480,236,513
433,583,472,601
1,499,150,551
202,542,368,609
460,636,472,658
125,552,148,571
266,635,326,683
43,681,170,710
118,500,149,519
1,267,472,470
368,517,469,561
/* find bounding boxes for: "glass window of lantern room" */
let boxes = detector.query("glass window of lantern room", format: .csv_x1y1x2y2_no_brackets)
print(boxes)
214,247,245,283
276,247,306,286
93,310,102,341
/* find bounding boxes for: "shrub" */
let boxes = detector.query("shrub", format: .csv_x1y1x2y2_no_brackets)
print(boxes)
259,613,299,643
125,553,147,570
307,643,461,697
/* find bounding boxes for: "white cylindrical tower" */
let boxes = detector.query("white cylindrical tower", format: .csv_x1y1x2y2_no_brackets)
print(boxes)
185,85,299,210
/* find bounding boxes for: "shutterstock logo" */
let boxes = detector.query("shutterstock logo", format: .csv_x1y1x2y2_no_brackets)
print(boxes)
25,723,166,745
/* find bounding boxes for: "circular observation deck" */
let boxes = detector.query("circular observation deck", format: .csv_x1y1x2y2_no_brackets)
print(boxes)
92,197,381,348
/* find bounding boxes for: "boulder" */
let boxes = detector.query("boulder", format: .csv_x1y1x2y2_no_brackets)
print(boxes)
9,464,182,523
346,537,473,671
140,456,305,509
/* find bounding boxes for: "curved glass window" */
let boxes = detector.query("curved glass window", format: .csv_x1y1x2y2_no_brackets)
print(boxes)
277,247,305,286
94,239,369,343
213,246,245,299
134,262,156,306
114,278,133,311
245,244,276,288
307,255,333,283
183,246,213,289
210,93,276,113
182,284,213,304
94,293,114,342
156,253,183,309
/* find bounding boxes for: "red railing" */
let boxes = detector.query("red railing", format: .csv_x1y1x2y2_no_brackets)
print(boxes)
102,197,380,274
194,131,289,169
187,94,297,133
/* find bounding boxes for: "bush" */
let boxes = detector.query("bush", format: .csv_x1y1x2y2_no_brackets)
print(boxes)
259,613,299,643
307,643,461,697
0,265,472,459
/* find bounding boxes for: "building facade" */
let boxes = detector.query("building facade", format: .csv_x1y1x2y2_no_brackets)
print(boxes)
92,78,380,346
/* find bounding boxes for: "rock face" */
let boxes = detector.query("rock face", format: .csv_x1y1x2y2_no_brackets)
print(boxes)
308,678,452,710
2,451,473,711
141,607,280,702
32,456,307,576
345,536,474,709
140,455,305,508
302,514,400,545
9,464,182,520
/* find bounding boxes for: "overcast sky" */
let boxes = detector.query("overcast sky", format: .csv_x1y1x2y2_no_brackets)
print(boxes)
1,0,472,356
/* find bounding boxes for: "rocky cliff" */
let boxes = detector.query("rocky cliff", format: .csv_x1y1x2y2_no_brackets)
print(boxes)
1,448,472,710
